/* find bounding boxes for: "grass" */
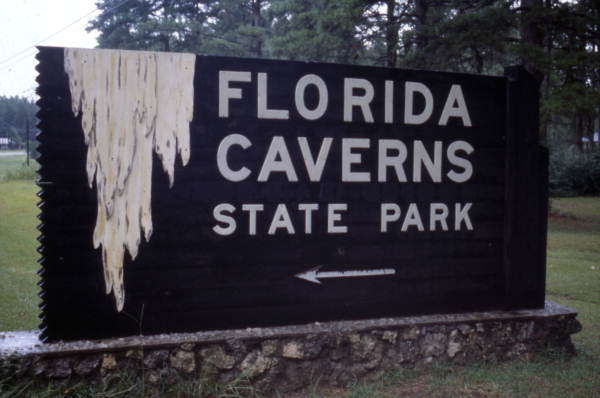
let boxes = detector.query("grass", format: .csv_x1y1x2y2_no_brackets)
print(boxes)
0,180,39,331
0,372,260,398
0,154,23,176
0,162,599,396
0,153,40,331
0,154,36,182
546,197,600,358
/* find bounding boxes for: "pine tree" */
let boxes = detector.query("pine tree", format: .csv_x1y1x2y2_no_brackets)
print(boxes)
87,0,600,147
90,0,211,52
200,0,270,57
397,1,514,74
0,96,37,148
268,0,366,63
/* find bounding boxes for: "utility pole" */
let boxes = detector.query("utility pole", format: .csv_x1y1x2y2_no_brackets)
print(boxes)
26,119,30,166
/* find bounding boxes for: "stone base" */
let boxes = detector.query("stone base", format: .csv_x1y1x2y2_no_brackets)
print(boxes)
0,301,581,394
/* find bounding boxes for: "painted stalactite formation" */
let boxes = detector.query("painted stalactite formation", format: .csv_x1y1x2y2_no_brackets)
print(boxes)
64,48,196,311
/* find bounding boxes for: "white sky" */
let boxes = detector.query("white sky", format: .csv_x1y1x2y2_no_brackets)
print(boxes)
0,0,100,99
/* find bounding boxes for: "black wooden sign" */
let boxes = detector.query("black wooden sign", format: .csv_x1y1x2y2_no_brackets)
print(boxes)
36,46,547,341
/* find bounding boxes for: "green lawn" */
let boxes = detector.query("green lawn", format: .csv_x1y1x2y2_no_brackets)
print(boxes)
0,153,37,182
0,153,26,179
0,180,39,331
547,198,600,357
0,174,599,396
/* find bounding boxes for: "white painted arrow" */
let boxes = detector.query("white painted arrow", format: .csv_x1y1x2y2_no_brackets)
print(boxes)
294,266,396,285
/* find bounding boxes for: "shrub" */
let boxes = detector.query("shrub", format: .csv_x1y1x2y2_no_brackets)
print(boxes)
549,146,600,197
1,163,37,182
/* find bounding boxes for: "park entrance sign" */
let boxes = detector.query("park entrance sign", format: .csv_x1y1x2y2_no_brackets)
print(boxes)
36,47,547,342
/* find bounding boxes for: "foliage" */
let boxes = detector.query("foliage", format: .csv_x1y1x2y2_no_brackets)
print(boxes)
396,1,516,74
0,154,27,180
268,0,367,64
534,0,600,142
549,146,600,196
0,96,37,149
0,154,37,182
1,164,37,182
89,0,204,52
90,0,270,56
88,0,600,154
202,0,269,57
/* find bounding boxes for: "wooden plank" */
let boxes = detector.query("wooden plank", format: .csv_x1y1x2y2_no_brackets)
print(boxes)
503,66,546,309
36,47,538,342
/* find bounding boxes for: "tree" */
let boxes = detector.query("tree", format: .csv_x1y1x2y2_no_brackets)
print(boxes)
520,0,545,83
87,0,600,148
396,1,515,74
0,96,37,148
503,0,600,145
90,0,271,57
201,0,270,57
90,0,212,52
268,0,366,63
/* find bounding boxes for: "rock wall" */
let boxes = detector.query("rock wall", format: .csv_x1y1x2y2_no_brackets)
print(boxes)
0,301,581,395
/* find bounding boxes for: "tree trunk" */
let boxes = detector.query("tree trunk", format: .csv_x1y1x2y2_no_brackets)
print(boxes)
161,0,172,52
412,0,430,69
385,0,399,68
521,0,545,144
472,46,483,74
520,0,544,85
414,0,429,50
540,0,553,145
575,113,585,151
251,0,263,57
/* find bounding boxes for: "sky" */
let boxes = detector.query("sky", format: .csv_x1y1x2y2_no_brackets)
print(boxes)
0,0,100,99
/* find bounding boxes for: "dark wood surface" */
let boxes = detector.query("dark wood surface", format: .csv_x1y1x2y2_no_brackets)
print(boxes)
503,66,547,309
36,47,545,341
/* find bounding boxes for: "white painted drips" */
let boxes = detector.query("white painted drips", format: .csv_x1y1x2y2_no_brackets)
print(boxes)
64,48,196,311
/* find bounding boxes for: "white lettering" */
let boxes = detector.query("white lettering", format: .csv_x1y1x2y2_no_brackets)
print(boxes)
401,203,425,231
384,80,394,124
257,73,289,119
439,84,472,126
213,203,236,235
404,82,433,125
298,137,332,182
447,140,474,183
455,203,473,230
328,203,348,233
219,71,251,118
295,74,328,120
344,78,374,123
342,138,371,182
217,134,252,181
242,204,264,235
430,203,449,231
381,203,401,232
258,136,298,182
268,204,295,234
378,139,408,182
298,203,319,234
413,140,442,182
